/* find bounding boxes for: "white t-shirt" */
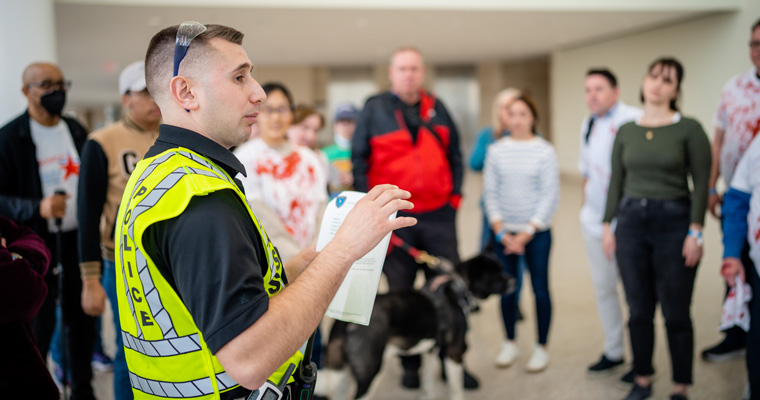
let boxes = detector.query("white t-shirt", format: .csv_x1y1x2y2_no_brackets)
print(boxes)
578,102,642,237
234,138,328,248
729,137,760,273
714,67,760,186
29,118,80,232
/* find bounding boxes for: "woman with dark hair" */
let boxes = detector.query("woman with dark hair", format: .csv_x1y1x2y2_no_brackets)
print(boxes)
484,95,559,373
234,82,328,263
602,58,711,400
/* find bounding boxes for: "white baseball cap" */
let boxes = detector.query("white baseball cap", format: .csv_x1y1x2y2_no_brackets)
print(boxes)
119,61,147,95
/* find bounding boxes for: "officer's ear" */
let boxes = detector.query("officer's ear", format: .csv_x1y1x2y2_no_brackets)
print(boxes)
169,75,199,112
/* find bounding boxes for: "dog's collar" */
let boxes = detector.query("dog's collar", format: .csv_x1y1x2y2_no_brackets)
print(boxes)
422,273,479,319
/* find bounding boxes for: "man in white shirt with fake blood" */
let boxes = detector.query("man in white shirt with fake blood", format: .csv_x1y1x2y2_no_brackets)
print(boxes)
577,69,641,380
702,18,760,364
720,136,760,400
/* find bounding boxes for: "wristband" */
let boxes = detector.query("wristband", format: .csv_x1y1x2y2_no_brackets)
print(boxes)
708,187,717,196
495,229,507,243
687,229,703,246
80,261,102,280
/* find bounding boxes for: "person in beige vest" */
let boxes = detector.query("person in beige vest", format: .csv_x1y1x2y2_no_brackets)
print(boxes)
77,61,160,400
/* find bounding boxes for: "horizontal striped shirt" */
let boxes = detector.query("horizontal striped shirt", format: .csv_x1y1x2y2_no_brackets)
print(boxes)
484,137,559,232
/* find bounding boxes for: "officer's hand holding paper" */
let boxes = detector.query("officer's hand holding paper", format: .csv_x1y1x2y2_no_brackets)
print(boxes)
316,191,398,325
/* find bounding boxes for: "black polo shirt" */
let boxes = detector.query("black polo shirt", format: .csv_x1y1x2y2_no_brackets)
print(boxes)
141,125,272,397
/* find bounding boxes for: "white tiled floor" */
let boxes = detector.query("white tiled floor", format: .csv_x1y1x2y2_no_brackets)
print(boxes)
89,171,746,400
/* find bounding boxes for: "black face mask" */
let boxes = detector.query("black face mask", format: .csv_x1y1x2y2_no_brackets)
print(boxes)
40,90,66,116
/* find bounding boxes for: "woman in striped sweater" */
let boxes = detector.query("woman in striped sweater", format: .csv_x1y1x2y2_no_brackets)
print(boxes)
484,95,560,373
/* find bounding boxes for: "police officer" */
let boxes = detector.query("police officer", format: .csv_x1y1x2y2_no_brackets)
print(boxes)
113,23,415,399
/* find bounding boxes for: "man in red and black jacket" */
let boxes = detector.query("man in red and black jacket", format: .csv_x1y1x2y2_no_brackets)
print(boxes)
352,46,472,389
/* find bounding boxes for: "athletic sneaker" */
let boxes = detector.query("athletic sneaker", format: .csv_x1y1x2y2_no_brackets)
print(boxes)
525,344,549,373
91,351,114,372
587,354,625,376
495,341,519,368
621,383,652,400
701,336,746,362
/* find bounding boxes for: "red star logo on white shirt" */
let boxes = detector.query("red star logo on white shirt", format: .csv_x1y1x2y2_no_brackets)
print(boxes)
61,155,79,181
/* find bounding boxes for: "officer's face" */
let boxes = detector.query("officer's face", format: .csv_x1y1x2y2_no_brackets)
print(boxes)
194,38,266,148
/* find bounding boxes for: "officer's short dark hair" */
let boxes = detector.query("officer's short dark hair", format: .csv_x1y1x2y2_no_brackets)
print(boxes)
144,24,244,105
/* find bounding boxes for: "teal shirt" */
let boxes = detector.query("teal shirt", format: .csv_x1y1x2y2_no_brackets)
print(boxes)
603,117,712,225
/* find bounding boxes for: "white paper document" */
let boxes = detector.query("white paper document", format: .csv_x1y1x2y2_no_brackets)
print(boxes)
316,191,395,325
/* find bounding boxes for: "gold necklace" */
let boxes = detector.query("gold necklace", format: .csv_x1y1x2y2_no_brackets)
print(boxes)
645,130,654,140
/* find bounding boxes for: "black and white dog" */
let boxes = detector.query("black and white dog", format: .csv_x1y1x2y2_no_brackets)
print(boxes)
319,251,514,400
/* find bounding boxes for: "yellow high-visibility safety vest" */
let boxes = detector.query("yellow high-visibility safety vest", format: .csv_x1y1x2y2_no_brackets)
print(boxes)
114,147,303,399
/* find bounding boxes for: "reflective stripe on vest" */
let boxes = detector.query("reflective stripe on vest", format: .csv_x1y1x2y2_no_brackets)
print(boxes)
121,331,201,357
115,148,302,399
128,371,237,398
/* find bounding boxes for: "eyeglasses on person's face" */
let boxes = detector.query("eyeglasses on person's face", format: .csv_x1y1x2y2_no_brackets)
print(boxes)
261,105,292,116
26,80,72,92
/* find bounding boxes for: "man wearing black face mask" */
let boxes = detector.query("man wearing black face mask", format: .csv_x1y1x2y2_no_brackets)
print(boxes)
0,62,96,400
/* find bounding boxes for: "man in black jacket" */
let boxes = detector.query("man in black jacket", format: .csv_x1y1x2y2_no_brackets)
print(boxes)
352,47,476,390
0,62,97,400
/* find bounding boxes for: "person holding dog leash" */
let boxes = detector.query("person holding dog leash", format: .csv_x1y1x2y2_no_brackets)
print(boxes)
114,22,416,399
351,46,477,390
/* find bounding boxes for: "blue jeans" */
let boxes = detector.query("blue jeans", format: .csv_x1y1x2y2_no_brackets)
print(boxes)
494,229,552,344
481,213,525,316
103,259,133,400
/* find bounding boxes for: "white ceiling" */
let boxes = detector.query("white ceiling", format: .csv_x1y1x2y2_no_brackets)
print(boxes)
54,1,734,106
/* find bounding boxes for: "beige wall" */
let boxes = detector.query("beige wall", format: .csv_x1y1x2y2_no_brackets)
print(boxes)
477,58,551,140
254,65,324,106
550,2,760,176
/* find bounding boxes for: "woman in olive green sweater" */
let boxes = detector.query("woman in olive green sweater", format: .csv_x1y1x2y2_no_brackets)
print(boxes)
602,58,711,400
